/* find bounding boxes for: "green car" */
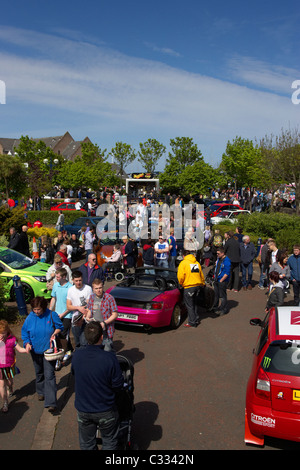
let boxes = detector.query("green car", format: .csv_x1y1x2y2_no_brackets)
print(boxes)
0,247,51,303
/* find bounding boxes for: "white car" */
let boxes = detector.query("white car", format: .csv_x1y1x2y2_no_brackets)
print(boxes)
211,210,251,225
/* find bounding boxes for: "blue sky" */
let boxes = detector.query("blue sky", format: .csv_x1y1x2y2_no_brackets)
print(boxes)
0,0,299,172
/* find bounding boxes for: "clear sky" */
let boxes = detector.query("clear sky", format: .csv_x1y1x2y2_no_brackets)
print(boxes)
0,0,299,172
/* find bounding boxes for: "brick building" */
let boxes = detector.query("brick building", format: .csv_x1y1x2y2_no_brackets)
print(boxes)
0,131,92,161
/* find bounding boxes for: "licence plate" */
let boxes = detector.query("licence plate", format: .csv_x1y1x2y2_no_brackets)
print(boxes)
293,390,300,401
117,313,138,321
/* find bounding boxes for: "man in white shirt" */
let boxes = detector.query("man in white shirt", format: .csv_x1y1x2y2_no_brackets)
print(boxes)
67,270,92,348
50,268,73,369
154,235,169,270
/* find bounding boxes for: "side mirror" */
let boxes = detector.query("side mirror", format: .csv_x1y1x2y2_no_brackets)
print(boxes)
250,318,263,327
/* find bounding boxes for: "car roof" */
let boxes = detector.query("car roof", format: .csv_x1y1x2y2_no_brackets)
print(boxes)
270,306,300,341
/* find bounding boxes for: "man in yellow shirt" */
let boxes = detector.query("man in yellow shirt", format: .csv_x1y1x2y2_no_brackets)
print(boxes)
177,250,205,328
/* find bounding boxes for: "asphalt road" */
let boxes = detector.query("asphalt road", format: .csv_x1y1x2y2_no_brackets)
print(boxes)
1,262,299,451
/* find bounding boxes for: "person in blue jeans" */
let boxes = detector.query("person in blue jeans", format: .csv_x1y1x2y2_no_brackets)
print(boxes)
168,229,177,270
22,296,63,413
154,235,170,270
287,245,300,305
210,247,231,316
71,321,124,450
239,235,256,290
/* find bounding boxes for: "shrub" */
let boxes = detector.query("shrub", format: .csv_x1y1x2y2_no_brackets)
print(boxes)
26,210,87,226
0,206,27,236
215,212,300,251
0,279,8,318
27,227,59,239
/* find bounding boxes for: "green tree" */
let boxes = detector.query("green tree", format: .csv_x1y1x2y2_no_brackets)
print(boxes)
137,138,166,173
0,154,26,198
220,136,264,191
179,161,221,195
14,136,61,205
260,128,300,215
109,142,136,185
80,141,107,166
159,137,203,193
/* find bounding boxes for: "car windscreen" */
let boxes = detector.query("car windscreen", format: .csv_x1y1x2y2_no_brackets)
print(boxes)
217,211,230,217
0,248,36,269
261,341,300,377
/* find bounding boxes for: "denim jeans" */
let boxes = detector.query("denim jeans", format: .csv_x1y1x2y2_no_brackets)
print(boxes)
156,258,169,269
77,407,120,450
258,263,266,288
241,262,253,287
213,281,229,314
30,351,57,408
183,286,200,326
102,333,114,352
292,279,300,306
72,323,88,349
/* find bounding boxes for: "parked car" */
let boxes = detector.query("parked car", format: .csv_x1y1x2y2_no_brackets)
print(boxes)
245,305,300,446
50,201,86,212
64,216,104,236
106,267,184,330
211,209,251,225
204,203,243,219
0,247,51,303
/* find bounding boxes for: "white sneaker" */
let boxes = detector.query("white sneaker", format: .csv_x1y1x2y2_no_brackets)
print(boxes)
62,351,72,363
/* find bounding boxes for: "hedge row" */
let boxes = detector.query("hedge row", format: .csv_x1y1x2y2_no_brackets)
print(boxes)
214,212,299,252
27,210,87,226
0,206,87,236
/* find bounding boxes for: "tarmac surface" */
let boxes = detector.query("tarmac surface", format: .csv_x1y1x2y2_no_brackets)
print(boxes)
1,261,299,452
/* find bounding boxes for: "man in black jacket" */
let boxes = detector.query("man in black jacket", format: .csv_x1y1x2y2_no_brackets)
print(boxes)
224,231,241,292
78,253,105,286
18,225,31,257
7,227,20,251
71,321,124,450
240,235,256,290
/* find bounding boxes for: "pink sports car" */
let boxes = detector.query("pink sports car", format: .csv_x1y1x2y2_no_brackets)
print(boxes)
106,267,184,331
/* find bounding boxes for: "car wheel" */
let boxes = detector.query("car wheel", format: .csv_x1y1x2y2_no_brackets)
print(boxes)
170,304,181,329
10,282,34,304
115,272,124,281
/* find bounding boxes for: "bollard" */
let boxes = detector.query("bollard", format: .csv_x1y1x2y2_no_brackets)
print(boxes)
13,276,28,316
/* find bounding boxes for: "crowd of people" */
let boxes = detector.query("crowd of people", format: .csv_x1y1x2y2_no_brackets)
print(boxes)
1,186,299,450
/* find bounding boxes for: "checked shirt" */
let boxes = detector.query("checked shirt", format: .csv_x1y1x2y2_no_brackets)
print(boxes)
87,293,118,339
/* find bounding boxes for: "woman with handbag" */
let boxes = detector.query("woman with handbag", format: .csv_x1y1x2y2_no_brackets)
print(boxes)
21,297,63,413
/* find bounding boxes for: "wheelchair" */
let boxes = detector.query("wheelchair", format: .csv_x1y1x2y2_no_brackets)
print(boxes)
103,259,126,282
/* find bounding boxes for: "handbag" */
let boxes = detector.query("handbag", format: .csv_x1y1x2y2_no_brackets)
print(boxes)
44,338,64,361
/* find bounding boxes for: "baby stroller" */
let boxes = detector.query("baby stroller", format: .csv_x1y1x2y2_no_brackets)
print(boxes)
96,354,135,450
115,354,135,449
205,267,215,287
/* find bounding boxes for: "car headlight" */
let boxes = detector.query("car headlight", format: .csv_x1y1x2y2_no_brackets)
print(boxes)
33,276,47,282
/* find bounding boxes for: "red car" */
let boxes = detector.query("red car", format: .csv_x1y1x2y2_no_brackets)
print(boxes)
50,202,85,212
245,306,300,446
205,203,243,218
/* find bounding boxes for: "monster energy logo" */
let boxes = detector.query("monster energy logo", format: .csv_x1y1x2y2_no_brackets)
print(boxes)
263,357,271,369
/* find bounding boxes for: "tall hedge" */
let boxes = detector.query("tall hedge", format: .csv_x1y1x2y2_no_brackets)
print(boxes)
215,212,300,252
